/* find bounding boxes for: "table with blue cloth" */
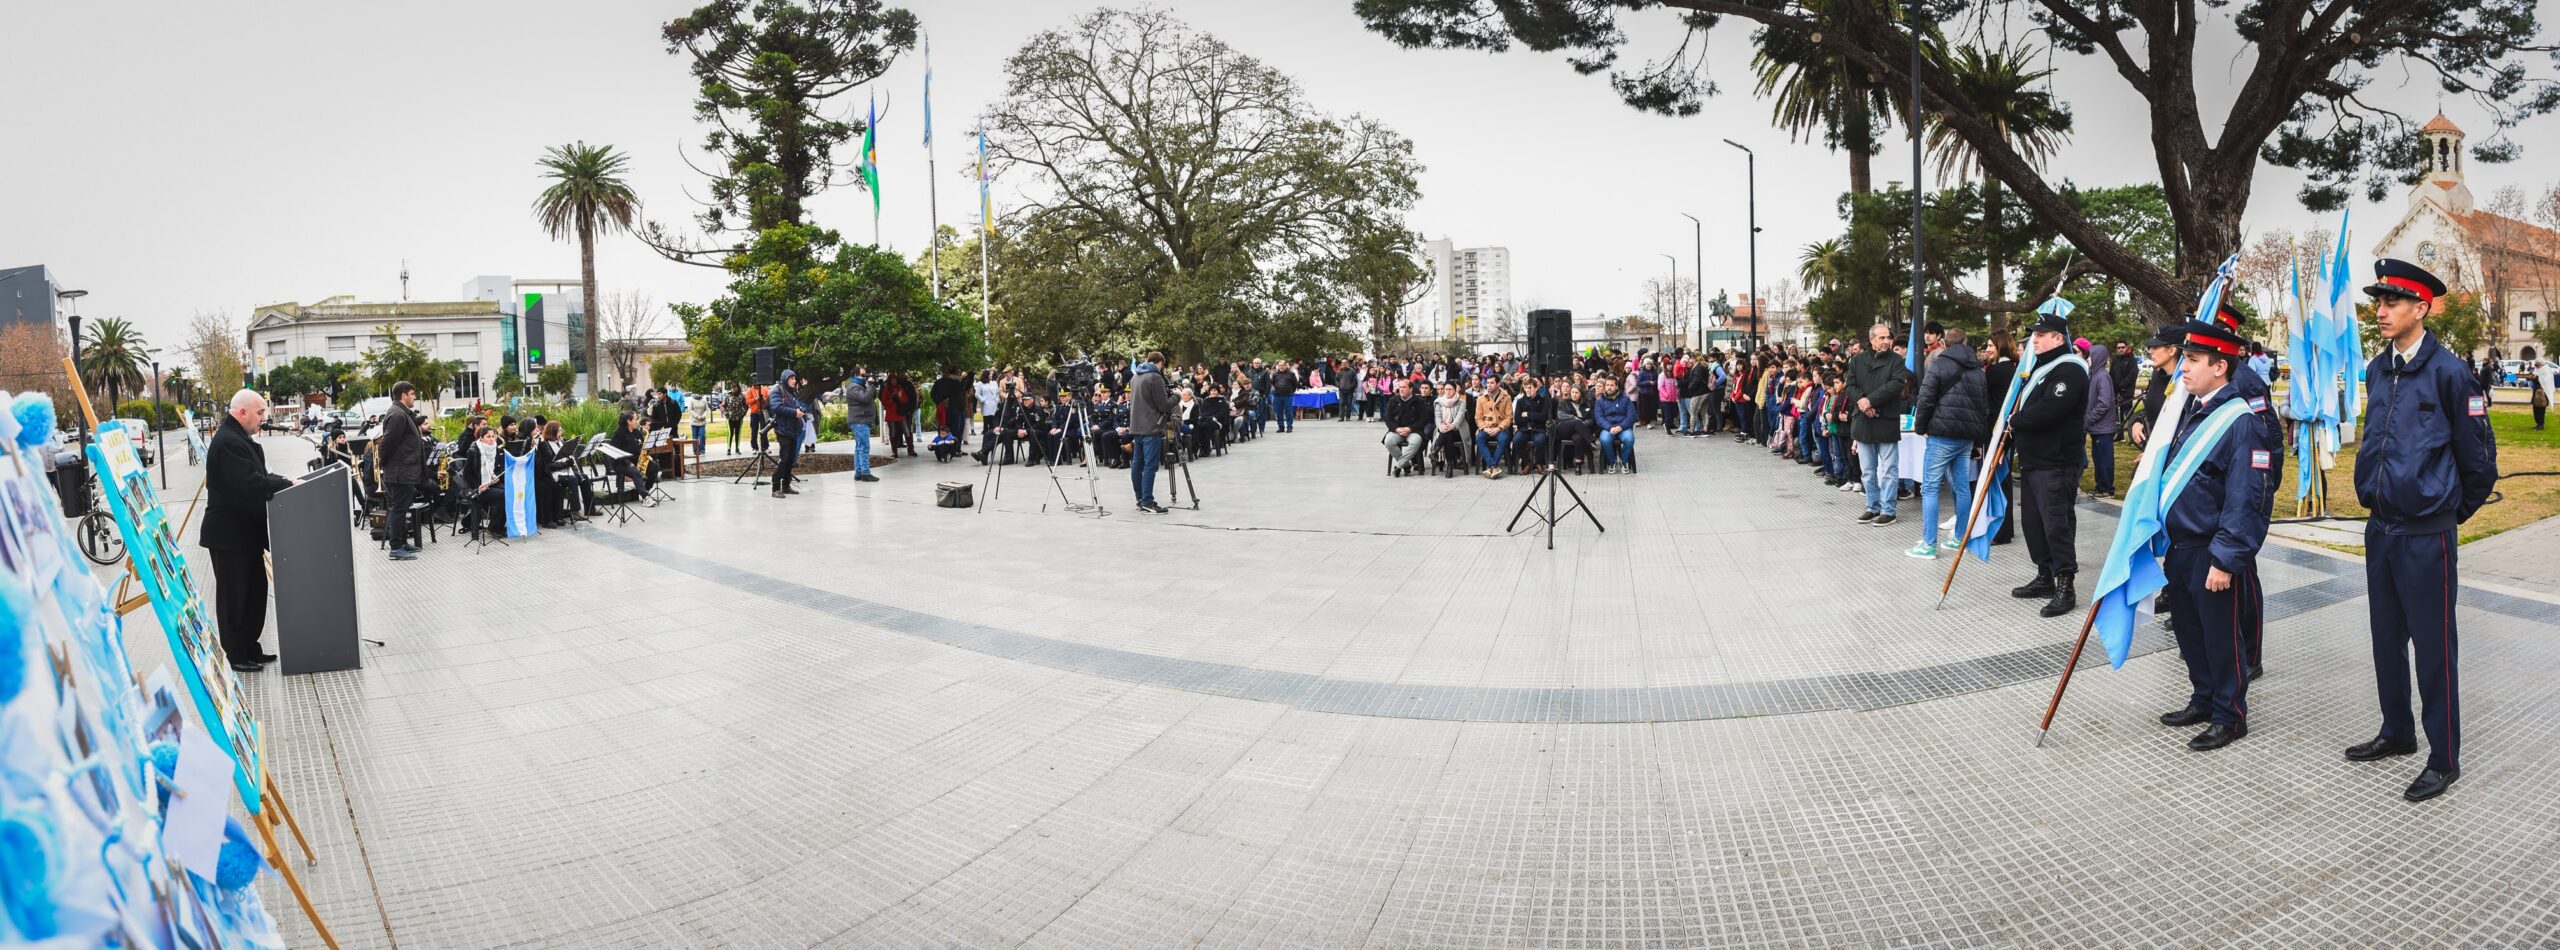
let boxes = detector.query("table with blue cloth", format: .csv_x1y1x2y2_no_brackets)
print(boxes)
1292,388,1341,410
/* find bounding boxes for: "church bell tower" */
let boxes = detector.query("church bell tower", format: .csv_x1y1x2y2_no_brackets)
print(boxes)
2415,113,2475,213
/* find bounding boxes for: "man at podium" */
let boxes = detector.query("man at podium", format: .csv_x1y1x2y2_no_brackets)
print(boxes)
202,389,295,673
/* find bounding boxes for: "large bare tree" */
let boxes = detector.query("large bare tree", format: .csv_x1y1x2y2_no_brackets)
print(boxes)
983,8,1423,361
596,290,666,392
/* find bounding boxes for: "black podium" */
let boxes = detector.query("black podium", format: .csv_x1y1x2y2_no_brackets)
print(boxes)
270,463,361,674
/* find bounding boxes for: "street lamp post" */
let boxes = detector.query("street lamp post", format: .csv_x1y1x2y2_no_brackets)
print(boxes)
60,289,87,446
1679,213,1702,351
152,361,166,490
1660,253,1679,351
1722,140,1759,351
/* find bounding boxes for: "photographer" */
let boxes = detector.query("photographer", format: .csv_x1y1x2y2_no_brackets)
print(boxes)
839,367,880,483
768,370,806,497
1128,351,1175,513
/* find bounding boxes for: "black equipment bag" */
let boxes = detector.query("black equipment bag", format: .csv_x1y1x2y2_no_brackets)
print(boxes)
935,481,973,508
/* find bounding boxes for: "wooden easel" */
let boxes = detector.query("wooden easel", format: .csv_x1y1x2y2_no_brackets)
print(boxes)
63,359,341,949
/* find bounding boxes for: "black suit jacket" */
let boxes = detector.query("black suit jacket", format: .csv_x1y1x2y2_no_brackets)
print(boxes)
201,414,294,551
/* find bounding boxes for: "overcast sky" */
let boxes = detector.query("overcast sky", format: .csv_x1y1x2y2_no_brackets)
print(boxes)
5,0,2552,361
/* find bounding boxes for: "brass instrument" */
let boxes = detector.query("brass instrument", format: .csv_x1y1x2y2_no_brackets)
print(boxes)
636,430,655,483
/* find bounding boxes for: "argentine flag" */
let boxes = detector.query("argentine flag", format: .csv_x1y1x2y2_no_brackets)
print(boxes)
502,450,540,538
2088,253,2236,666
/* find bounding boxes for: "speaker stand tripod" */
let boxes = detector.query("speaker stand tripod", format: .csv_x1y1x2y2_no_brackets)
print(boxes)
731,421,777,487
1505,460,1604,550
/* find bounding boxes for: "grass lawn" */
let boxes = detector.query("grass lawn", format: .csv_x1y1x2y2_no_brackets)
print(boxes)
2085,400,2560,553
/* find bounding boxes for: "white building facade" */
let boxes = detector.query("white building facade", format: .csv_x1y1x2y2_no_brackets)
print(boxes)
1452,246,1512,342
2368,114,2560,356
245,297,503,402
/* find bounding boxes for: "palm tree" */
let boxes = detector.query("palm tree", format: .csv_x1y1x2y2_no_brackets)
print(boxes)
1798,239,1847,298
1750,0,1910,197
533,142,641,399
1923,41,2072,326
78,317,153,412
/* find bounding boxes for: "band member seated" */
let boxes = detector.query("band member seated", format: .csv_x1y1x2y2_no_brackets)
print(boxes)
607,411,653,499
457,424,505,533
546,421,597,519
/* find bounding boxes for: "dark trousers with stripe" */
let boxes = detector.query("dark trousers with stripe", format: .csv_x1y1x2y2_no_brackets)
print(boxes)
2366,525,2461,772
2166,545,2249,725
2240,568,2264,671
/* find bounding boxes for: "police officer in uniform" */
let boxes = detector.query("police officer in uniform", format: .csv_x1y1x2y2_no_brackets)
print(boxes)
2006,309,2091,617
2153,320,2275,751
2208,300,2281,681
2347,259,2497,802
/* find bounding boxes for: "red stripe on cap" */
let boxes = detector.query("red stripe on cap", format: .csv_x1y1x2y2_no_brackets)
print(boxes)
2380,275,2436,304
2190,335,2245,356
2215,306,2242,330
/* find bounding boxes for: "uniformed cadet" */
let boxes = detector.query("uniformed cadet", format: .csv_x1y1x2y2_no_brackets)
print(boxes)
2006,309,2092,617
2152,319,2274,751
2210,301,2279,681
2348,258,2498,802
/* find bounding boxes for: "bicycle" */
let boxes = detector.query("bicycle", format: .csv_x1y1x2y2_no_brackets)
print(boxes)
77,472,124,566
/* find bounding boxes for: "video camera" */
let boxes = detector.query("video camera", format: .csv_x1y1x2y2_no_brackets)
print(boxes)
1059,359,1101,398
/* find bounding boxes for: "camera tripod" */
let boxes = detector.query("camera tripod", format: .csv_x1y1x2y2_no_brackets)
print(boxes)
1160,424,1201,511
1042,393,1109,517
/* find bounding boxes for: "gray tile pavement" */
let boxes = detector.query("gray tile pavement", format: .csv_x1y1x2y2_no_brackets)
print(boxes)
103,420,2560,947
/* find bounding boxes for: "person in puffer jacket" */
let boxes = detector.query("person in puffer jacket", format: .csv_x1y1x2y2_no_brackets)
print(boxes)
1906,328,1989,559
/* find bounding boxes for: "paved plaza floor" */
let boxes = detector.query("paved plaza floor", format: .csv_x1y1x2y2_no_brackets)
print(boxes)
133,420,2560,947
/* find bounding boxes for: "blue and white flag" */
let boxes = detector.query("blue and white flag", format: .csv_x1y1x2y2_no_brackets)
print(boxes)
2321,217,2361,436
2290,251,2321,499
502,450,540,538
2088,253,2236,666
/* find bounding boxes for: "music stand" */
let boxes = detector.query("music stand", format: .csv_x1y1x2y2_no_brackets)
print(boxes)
591,442,645,525
642,429,677,503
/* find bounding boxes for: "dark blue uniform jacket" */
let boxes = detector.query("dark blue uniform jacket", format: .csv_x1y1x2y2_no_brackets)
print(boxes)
2166,385,2275,574
2353,333,2498,535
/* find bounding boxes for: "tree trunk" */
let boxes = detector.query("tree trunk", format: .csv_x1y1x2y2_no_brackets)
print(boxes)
1984,178,2006,335
580,214,601,400
1845,96,1874,197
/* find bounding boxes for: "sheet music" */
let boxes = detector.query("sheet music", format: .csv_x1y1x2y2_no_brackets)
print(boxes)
643,429,671,448
593,445,633,461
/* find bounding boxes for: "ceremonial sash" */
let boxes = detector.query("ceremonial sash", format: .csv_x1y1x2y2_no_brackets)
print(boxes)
2151,397,2255,527
502,450,540,538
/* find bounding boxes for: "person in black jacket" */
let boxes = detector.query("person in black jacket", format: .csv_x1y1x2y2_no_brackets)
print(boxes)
1841,323,1914,525
202,390,297,672
2006,311,2092,616
1383,379,1429,472
376,382,428,561
1512,378,1554,470
1909,327,1988,557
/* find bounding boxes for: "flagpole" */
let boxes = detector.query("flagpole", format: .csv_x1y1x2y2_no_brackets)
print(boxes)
924,31,941,301
2035,603,2102,747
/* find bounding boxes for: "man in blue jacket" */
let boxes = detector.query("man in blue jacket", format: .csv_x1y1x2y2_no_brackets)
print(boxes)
2346,258,2498,802
2152,319,2274,752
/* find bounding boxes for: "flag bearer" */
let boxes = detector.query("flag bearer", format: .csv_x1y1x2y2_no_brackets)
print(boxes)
2209,301,2280,680
2152,320,2274,751
2347,258,2497,802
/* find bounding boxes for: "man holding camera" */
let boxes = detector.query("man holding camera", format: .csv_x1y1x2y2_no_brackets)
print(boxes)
1128,351,1176,512
839,367,880,483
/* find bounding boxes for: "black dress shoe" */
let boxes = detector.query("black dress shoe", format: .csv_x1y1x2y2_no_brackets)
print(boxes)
254,652,278,663
2157,704,2210,727
2344,736,2420,761
229,660,263,673
2245,664,2263,682
2403,768,2459,802
2187,721,2247,751
2012,573,2055,598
